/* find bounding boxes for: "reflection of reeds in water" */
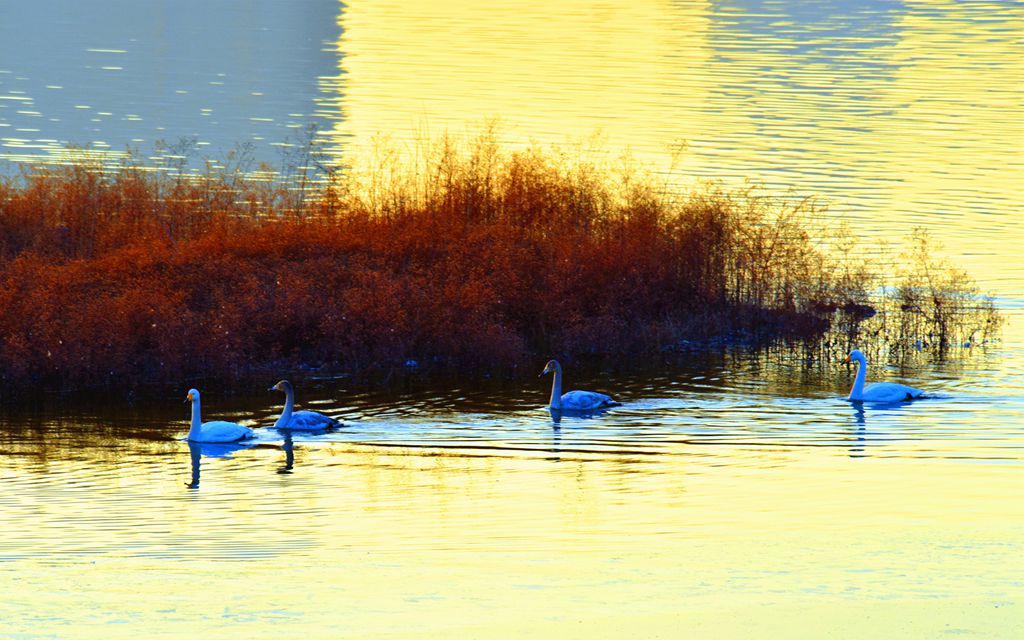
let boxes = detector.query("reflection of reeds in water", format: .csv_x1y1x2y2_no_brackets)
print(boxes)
819,228,1002,364
0,130,999,394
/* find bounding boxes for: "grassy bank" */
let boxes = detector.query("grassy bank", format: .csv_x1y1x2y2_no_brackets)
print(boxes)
0,135,999,394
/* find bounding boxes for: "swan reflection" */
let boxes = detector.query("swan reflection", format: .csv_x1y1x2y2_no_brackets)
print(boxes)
278,431,295,474
848,401,916,459
185,440,255,488
849,404,867,458
544,408,563,459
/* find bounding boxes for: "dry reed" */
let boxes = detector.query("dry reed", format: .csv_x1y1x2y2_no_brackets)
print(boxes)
0,133,999,393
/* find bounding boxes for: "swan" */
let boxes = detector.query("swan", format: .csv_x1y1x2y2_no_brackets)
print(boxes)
540,359,621,411
270,380,342,430
844,349,924,403
185,388,255,443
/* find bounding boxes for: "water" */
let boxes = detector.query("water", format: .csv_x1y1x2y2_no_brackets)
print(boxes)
4,336,1024,636
2,1,1022,289
2,1,1023,637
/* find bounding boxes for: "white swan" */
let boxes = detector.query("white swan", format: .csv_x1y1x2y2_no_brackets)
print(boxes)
270,380,342,430
844,349,924,403
186,388,255,443
540,360,621,411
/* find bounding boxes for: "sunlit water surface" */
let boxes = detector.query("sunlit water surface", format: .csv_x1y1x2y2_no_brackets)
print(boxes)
1,1,1023,637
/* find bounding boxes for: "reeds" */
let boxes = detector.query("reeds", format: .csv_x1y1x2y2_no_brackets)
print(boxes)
0,133,999,393
824,229,1002,362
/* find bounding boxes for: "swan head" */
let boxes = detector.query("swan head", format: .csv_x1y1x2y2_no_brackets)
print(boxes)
269,380,292,393
185,388,200,403
843,349,866,365
540,360,561,377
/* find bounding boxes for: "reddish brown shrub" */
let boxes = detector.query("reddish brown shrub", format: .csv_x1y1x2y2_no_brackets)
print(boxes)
0,136,994,393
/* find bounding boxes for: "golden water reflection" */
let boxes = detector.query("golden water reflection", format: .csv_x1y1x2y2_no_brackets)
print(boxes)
324,0,1023,293
2,437,1022,637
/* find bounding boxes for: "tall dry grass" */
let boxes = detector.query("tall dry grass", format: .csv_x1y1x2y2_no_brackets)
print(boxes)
0,133,999,393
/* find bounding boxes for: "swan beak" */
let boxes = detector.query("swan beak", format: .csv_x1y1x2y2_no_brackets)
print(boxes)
185,393,192,402
842,355,851,364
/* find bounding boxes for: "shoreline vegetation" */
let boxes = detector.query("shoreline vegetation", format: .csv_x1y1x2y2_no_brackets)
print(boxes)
0,131,1001,396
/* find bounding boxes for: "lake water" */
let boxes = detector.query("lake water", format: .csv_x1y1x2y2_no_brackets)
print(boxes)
1,1,1023,637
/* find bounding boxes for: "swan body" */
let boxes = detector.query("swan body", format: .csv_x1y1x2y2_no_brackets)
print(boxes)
186,388,254,443
270,380,342,431
540,360,620,411
844,349,924,403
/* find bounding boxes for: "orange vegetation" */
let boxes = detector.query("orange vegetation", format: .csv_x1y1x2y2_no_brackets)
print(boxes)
0,138,995,393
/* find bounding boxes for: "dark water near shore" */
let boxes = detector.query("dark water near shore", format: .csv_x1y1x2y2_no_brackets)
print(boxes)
1,1,1023,637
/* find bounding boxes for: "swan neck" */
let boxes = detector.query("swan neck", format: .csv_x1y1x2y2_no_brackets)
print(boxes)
189,398,202,438
849,357,868,401
549,365,563,409
274,388,295,429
